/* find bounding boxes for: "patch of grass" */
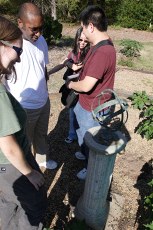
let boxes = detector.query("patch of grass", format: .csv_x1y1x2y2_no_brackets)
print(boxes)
109,25,123,30
118,57,134,67
133,42,153,71
117,41,153,71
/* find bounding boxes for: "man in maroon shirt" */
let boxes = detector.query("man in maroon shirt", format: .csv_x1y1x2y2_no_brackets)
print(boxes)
67,5,116,180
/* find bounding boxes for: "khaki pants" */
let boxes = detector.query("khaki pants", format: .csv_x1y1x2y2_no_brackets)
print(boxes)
25,98,50,157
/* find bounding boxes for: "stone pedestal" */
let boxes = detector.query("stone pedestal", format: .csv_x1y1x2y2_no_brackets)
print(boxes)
75,126,126,230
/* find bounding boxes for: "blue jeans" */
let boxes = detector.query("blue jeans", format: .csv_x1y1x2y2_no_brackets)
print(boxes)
68,107,78,140
74,102,101,159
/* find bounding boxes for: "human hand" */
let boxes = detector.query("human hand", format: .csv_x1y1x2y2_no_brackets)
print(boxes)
72,63,83,71
26,169,45,191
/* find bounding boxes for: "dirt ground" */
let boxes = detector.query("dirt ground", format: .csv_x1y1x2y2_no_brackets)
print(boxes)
42,25,153,230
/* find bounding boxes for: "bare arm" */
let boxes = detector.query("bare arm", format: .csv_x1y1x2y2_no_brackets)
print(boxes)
48,59,83,76
48,63,65,75
48,58,68,76
0,135,44,190
68,76,98,93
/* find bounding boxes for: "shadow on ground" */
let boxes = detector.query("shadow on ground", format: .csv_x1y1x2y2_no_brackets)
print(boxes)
41,93,132,229
43,105,86,229
134,159,153,230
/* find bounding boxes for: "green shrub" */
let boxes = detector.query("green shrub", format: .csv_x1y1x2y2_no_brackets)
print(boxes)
129,91,153,140
118,57,133,67
105,0,122,24
0,0,27,14
143,180,153,229
120,39,143,58
57,0,87,22
130,91,153,228
43,16,63,45
117,0,153,30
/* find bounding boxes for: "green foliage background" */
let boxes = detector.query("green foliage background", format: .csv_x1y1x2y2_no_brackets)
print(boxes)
0,0,153,30
56,0,88,22
117,0,153,30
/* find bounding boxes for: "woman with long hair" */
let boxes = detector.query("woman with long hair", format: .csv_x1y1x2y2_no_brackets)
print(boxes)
49,27,90,143
0,15,47,230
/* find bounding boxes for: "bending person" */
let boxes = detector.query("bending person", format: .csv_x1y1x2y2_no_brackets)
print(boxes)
0,15,47,230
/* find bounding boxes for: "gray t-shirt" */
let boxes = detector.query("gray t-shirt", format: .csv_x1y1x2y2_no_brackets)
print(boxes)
0,83,30,164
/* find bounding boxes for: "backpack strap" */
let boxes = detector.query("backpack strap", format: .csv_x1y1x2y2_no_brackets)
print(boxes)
83,39,113,66
76,39,114,82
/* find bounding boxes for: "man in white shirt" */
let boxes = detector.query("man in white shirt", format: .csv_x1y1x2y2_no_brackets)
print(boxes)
6,2,57,170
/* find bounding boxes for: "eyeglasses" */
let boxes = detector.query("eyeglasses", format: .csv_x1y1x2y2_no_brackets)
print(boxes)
79,38,88,43
30,26,43,34
0,40,23,57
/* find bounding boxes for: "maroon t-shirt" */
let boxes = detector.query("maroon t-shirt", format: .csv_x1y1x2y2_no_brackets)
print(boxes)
67,51,81,63
79,44,116,111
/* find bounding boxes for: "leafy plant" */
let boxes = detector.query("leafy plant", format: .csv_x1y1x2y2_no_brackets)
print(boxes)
129,91,150,110
43,15,63,45
144,221,153,230
130,92,153,228
118,57,133,67
129,91,153,140
56,0,88,22
143,180,153,229
120,39,143,58
117,0,153,30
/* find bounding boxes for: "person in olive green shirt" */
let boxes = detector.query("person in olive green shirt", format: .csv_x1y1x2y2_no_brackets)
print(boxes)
0,15,47,230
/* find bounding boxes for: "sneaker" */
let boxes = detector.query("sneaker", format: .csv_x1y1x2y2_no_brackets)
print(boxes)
75,151,86,160
65,137,73,144
39,160,57,170
77,168,87,180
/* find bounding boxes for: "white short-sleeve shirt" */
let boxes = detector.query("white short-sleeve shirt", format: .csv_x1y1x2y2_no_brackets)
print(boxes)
6,35,49,109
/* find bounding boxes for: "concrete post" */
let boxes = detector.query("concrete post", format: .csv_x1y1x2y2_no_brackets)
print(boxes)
75,126,127,230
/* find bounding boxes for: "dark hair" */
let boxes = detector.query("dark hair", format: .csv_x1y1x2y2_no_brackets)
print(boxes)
79,5,108,32
72,27,90,63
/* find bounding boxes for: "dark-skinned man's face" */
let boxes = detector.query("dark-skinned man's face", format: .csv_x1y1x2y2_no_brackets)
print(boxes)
18,15,43,42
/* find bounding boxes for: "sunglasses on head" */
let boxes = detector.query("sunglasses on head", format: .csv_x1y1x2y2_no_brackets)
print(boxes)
79,38,88,43
0,40,23,57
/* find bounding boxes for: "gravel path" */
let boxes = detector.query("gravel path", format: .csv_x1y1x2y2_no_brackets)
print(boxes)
43,26,153,229
62,23,153,42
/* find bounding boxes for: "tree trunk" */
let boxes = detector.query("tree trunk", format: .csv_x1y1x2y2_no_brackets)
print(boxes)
51,0,57,20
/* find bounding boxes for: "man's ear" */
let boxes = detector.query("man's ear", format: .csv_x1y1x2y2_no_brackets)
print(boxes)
17,18,23,29
88,23,94,33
